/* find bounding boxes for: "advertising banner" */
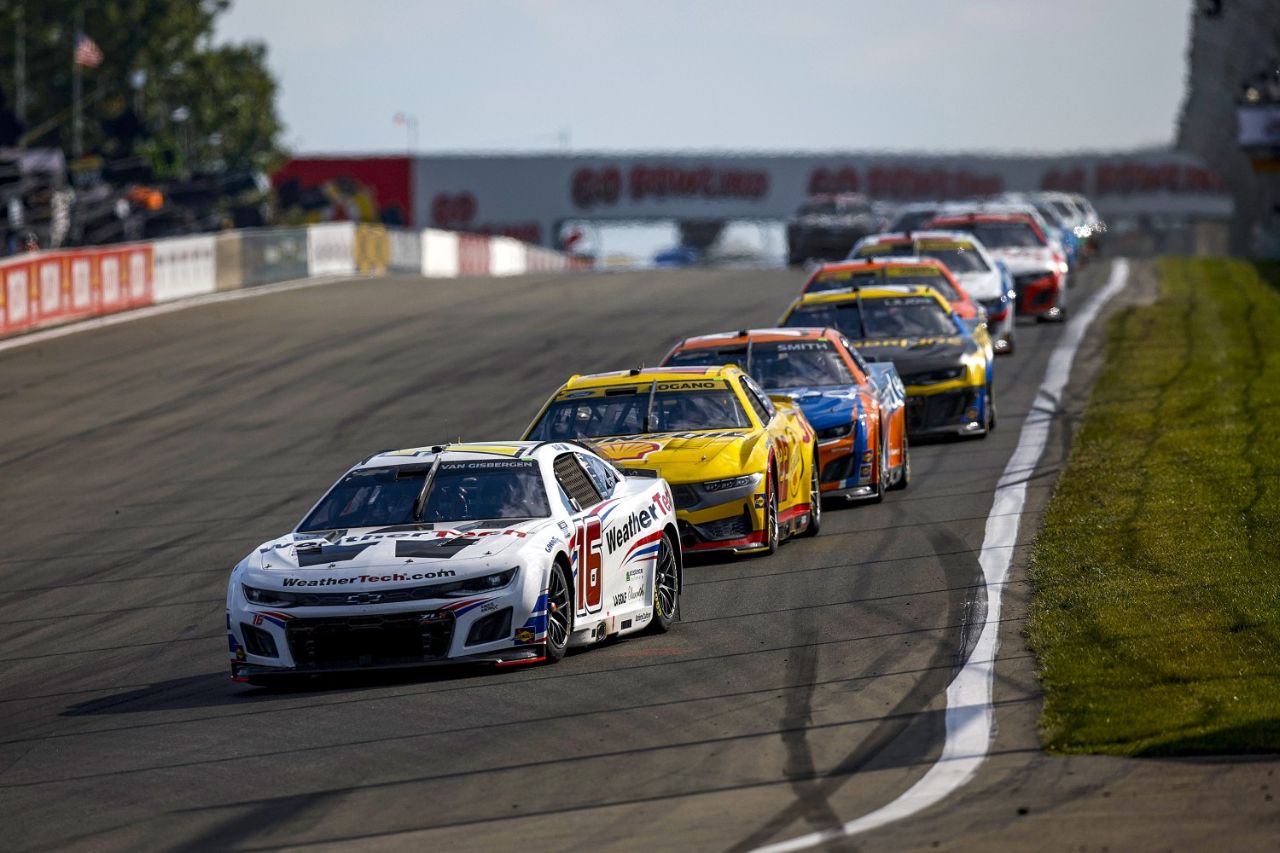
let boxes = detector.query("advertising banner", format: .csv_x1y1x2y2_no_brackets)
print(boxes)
152,235,216,302
241,228,309,287
307,222,356,276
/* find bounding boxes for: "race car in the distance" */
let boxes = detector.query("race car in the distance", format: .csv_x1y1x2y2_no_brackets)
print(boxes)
524,365,819,555
661,327,909,501
924,212,1069,322
801,256,984,326
847,230,1017,353
226,441,682,683
780,284,996,438
786,193,885,266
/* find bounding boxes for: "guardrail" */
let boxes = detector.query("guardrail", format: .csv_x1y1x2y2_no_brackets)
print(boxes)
0,223,590,339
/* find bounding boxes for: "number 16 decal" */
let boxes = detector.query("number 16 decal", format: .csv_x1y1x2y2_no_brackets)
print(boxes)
575,517,603,613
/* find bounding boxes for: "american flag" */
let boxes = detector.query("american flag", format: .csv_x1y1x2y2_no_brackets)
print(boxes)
74,34,103,68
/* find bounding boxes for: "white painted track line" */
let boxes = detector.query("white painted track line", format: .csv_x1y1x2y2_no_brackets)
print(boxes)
754,259,1132,853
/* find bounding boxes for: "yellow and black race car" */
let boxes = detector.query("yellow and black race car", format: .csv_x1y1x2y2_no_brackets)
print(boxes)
523,365,819,556
780,284,996,438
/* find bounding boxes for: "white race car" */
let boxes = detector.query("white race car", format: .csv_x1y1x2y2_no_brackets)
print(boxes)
226,441,682,684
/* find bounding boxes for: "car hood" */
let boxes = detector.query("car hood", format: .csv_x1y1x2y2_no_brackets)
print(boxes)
774,385,860,430
987,247,1055,274
849,335,972,377
592,430,765,484
952,269,1005,300
242,518,554,587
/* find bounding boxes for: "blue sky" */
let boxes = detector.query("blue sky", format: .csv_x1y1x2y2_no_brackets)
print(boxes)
217,0,1193,156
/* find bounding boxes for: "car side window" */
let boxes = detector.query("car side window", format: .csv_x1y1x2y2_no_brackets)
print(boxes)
739,375,775,424
553,453,602,511
578,452,618,498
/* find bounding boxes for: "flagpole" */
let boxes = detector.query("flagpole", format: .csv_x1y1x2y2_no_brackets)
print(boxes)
72,7,83,159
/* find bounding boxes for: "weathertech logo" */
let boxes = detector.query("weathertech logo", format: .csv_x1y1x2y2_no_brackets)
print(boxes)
280,570,457,587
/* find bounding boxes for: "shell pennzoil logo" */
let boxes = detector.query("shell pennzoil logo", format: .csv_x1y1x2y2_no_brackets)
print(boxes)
599,440,662,462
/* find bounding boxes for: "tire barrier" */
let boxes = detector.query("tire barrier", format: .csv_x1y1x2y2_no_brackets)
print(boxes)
0,226,586,339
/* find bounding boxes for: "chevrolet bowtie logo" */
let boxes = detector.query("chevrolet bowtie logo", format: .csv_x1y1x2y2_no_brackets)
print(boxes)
347,593,382,604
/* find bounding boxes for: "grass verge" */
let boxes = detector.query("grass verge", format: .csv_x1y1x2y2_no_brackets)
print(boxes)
1027,258,1280,756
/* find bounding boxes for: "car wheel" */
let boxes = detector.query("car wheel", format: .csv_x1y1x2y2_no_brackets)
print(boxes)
799,451,822,537
867,426,886,504
544,559,574,663
763,468,780,555
986,383,997,432
889,432,910,491
648,532,679,633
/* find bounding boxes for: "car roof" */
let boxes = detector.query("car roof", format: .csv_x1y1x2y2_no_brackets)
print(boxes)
928,212,1035,225
357,441,548,470
673,327,840,350
559,364,743,390
858,229,981,244
794,284,952,311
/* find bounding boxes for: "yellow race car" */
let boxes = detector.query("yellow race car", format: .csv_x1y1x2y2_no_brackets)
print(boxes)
780,284,997,438
523,366,820,556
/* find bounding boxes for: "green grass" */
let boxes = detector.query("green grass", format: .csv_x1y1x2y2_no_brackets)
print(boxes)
1027,258,1280,756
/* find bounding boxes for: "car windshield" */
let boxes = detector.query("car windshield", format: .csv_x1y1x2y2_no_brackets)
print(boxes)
957,221,1045,248
786,296,956,339
808,268,882,292
297,461,550,531
528,385,752,439
853,241,914,258
889,209,938,231
916,243,989,272
797,201,839,216
667,340,855,389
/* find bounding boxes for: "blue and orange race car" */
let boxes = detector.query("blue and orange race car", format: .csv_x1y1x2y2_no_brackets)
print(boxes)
662,327,909,501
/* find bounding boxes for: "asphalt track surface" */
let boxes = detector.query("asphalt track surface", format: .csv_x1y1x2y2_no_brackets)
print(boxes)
0,264,1110,852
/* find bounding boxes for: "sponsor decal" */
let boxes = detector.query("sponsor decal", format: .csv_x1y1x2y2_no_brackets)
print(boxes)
545,537,560,553
261,528,529,556
776,341,832,352
280,569,458,587
634,610,652,623
602,440,662,462
514,628,536,643
611,587,645,607
480,600,500,613
656,380,720,391
605,502,663,555
848,336,963,349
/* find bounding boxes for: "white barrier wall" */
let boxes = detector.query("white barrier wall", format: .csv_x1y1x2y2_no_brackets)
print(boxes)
152,235,217,302
388,229,422,272
488,236,527,277
307,222,356,276
422,229,459,277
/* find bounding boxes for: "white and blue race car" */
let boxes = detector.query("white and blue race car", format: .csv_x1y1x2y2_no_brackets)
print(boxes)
227,441,682,684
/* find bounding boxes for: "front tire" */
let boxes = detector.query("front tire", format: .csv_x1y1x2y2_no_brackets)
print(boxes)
763,468,780,555
799,451,822,537
544,559,574,663
869,421,887,504
648,533,679,633
889,431,910,491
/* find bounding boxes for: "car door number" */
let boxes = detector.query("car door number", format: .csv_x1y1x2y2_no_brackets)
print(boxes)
573,517,603,613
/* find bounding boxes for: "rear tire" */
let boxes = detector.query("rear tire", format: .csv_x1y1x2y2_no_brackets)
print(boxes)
648,533,679,633
544,559,573,663
869,422,887,504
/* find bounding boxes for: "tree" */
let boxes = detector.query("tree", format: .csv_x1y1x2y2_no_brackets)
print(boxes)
0,0,285,173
